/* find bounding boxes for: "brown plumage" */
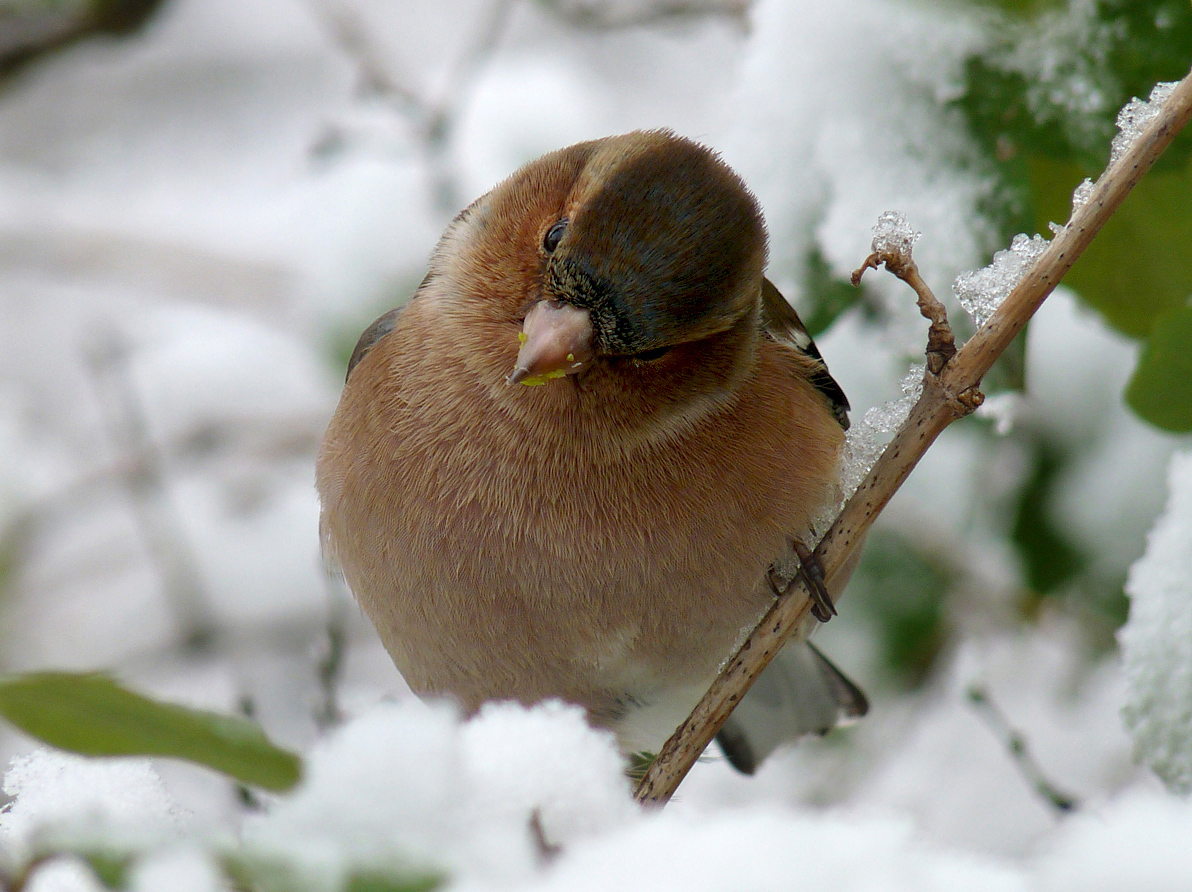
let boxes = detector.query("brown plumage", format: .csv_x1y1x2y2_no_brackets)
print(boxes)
317,131,865,766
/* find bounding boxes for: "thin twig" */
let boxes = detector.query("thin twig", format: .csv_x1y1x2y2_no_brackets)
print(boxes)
529,809,562,863
967,684,1079,814
853,251,956,374
536,0,750,30
635,67,1192,805
309,0,516,210
313,581,349,730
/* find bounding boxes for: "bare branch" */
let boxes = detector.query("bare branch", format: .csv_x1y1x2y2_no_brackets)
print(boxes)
536,0,750,30
635,67,1192,806
967,684,1079,814
86,330,218,652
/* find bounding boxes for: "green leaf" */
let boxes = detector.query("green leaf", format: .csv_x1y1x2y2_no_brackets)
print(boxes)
798,246,869,337
1030,154,1192,339
0,672,302,792
1126,305,1192,432
850,532,950,685
346,871,444,892
81,850,135,889
1011,441,1086,599
223,852,444,892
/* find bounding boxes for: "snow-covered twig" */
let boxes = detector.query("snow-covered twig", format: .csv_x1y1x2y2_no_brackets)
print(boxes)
635,67,1192,806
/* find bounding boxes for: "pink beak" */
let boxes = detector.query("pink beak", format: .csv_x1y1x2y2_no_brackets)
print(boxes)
507,300,595,386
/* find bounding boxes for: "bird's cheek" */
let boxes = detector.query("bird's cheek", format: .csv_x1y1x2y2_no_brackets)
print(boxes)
507,300,595,386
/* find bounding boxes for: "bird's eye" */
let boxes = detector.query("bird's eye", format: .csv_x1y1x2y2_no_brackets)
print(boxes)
543,219,568,253
634,346,671,363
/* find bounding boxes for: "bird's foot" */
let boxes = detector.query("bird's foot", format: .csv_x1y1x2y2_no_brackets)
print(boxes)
792,540,836,623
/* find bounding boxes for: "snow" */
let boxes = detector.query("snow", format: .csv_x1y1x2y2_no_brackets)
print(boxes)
1119,450,1192,794
722,0,996,348
23,858,107,892
1071,177,1095,213
870,210,921,260
240,699,635,890
839,364,924,499
1109,81,1179,166
518,807,1028,892
0,751,180,869
1035,785,1192,892
953,233,1050,329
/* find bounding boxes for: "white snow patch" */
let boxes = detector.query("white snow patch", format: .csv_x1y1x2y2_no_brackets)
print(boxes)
840,364,924,498
953,233,1049,329
1119,450,1192,793
521,806,1028,892
1110,81,1179,166
975,392,1025,437
1035,785,1192,892
871,210,921,260
0,751,179,869
459,700,637,850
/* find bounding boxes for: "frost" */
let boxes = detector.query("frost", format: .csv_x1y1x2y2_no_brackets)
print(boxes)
870,210,920,259
840,365,924,498
953,234,1049,329
1110,81,1178,165
1071,177,1095,213
1119,449,1192,793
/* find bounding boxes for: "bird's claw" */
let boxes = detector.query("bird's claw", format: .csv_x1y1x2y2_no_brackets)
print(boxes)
792,540,835,623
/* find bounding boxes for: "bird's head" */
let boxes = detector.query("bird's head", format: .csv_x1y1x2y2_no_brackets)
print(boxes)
434,131,767,403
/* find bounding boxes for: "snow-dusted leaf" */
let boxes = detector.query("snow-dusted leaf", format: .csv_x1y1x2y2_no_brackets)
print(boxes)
0,673,302,792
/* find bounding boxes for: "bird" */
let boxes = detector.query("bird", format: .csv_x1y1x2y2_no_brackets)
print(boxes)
316,130,867,774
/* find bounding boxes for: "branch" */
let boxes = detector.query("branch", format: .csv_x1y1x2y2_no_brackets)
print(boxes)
966,684,1078,814
635,67,1192,806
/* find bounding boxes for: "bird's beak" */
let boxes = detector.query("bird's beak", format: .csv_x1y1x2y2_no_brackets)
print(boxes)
507,300,594,386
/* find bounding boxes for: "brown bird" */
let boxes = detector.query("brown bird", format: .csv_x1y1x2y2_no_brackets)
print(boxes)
317,130,866,773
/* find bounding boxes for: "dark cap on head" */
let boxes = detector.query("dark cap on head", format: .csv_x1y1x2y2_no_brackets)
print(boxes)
546,133,766,356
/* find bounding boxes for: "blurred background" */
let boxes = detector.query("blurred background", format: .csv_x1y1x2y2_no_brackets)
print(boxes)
0,0,1189,859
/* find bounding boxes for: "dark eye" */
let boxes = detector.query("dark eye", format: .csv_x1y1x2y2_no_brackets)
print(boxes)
543,219,568,253
634,346,671,362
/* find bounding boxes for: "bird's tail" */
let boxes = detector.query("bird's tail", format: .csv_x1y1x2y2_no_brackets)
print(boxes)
715,640,867,774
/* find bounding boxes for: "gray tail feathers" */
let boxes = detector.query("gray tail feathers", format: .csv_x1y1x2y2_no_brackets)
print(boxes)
716,641,867,775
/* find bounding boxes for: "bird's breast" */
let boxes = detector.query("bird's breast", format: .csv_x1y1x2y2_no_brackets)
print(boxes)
316,302,843,732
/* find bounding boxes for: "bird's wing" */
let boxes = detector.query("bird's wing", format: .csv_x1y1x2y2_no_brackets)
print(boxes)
761,277,850,430
345,306,405,382
715,640,868,774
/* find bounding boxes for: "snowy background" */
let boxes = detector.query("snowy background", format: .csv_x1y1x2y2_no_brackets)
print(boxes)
0,0,1190,889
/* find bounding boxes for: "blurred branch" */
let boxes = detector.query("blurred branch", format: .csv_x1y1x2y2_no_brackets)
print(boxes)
308,0,516,210
86,330,218,652
635,67,1192,806
0,0,166,80
534,0,749,30
15,414,322,537
967,684,1078,813
313,577,349,730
